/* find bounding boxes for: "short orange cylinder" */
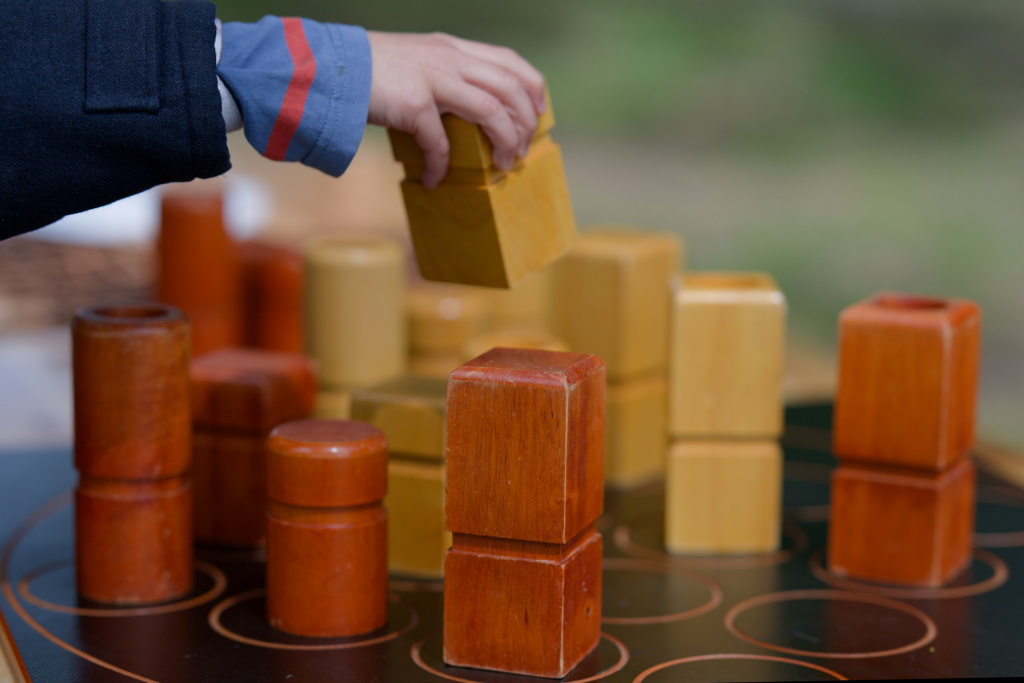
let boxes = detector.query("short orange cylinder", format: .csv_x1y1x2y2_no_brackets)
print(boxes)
72,303,194,604
266,419,388,637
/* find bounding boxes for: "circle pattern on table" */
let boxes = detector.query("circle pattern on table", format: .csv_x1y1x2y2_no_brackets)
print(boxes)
633,653,848,682
601,557,722,625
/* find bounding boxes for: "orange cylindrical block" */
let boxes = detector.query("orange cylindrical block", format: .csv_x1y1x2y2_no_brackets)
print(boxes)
240,241,305,354
156,192,242,356
266,420,388,638
72,304,191,479
75,477,193,604
72,303,193,604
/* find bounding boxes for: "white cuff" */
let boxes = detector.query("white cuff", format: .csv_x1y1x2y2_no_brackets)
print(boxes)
215,19,243,133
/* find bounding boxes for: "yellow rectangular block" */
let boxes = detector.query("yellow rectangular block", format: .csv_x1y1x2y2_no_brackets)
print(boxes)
552,228,682,381
387,457,450,578
606,374,668,488
350,375,447,461
314,389,351,419
669,272,786,438
665,441,781,555
482,268,553,332
401,140,576,289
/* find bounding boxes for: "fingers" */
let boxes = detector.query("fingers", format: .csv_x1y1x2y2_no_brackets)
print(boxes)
460,62,537,158
435,78,520,171
444,35,547,115
411,108,450,189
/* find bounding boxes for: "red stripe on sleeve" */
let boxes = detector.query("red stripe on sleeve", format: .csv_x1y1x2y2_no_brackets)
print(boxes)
263,18,317,161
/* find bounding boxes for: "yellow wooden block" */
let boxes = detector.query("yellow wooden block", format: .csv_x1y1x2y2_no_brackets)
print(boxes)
304,237,407,390
407,282,489,355
314,389,351,419
408,354,463,380
460,329,569,363
483,268,553,332
350,375,447,462
388,91,556,178
552,228,682,382
669,272,786,438
401,140,576,289
387,458,450,578
606,374,668,489
665,440,781,555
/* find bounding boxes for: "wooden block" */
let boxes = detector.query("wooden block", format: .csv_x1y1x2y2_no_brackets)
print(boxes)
304,237,407,389
239,240,304,354
407,282,488,355
833,293,981,471
408,353,463,379
71,303,192,604
190,348,317,434
552,228,682,381
828,458,975,587
665,441,782,555
668,272,786,439
443,529,602,678
483,267,553,332
192,432,267,548
446,348,605,544
266,420,388,637
460,329,570,363
606,374,668,489
314,389,351,419
350,375,447,462
386,458,450,577
156,192,242,355
401,140,576,289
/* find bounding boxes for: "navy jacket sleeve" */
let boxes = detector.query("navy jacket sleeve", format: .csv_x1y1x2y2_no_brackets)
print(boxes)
0,0,231,239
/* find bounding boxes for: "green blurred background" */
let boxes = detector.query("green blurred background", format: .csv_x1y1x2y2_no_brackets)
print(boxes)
218,0,1024,443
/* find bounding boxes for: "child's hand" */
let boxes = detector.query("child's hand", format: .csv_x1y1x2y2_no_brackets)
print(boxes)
366,31,547,188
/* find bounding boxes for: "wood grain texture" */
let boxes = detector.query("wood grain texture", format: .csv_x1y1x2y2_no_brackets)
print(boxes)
401,140,576,288
828,458,976,587
606,373,668,489
192,432,267,548
664,441,781,555
460,329,570,364
190,348,317,434
443,530,602,678
552,228,682,381
304,237,407,390
833,293,981,471
668,272,786,438
407,282,489,355
71,304,194,604
239,240,304,354
446,348,605,544
265,419,388,637
156,192,242,355
386,457,450,577
350,375,447,462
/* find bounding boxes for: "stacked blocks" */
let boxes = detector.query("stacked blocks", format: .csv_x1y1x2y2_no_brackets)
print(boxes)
552,228,682,487
351,375,450,577
666,273,786,555
828,293,981,587
190,348,317,548
389,93,576,288
443,348,604,678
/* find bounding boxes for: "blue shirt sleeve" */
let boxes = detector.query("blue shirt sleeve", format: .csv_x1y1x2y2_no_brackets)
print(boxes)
217,16,372,178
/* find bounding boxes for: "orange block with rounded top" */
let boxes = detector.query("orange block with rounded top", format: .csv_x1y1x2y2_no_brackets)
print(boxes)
833,293,981,471
190,348,317,434
446,348,605,544
156,192,242,355
240,241,304,354
828,458,976,587
266,419,388,637
72,303,193,604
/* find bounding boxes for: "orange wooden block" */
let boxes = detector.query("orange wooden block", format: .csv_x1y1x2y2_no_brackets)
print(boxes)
460,329,570,363
833,293,981,471
443,529,602,678
828,458,975,587
266,420,388,638
239,241,304,354
72,303,192,604
192,432,267,548
190,348,317,434
156,192,242,355
446,348,605,544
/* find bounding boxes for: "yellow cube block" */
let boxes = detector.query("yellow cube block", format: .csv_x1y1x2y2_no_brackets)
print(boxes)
606,374,668,488
350,376,447,462
314,389,350,419
387,458,450,578
665,441,782,555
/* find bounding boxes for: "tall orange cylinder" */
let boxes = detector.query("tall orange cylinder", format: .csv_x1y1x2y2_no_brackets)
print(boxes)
266,419,388,637
72,303,193,604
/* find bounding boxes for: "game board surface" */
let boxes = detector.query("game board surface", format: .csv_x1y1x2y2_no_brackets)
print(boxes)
2,403,1023,682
